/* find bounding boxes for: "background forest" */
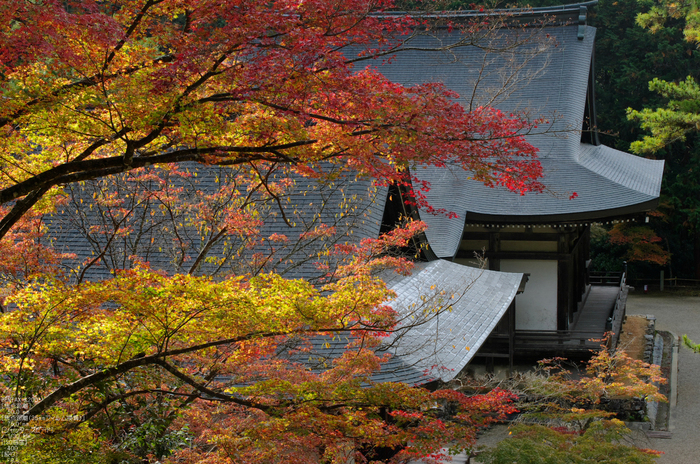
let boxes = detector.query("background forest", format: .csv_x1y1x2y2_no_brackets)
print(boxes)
591,0,700,285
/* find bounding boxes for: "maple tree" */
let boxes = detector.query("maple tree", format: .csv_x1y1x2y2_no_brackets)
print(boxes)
0,0,551,462
0,0,545,238
607,222,670,266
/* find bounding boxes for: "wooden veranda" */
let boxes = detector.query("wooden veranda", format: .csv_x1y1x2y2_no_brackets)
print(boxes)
475,272,628,372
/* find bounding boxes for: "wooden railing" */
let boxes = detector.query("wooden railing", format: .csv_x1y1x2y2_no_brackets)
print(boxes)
589,271,624,286
514,330,604,353
608,271,628,349
483,270,630,359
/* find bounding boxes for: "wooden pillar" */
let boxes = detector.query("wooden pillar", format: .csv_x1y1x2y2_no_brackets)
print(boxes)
568,255,575,324
557,228,570,330
508,300,515,376
572,226,585,322
489,228,501,271
583,225,591,286
574,226,582,304
575,225,591,305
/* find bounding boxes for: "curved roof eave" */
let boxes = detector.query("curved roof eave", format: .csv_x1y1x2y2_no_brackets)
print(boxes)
416,142,664,258
464,198,661,225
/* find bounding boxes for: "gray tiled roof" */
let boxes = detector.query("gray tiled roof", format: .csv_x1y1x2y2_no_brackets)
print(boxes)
298,260,522,385
371,23,664,258
46,165,388,282
380,260,522,383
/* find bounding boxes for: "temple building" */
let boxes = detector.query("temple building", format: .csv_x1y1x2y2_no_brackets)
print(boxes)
48,2,663,382
374,1,664,367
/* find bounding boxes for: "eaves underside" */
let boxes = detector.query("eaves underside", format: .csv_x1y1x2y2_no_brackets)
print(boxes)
463,198,660,226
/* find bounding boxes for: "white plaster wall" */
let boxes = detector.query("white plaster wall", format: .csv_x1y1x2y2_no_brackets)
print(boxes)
500,259,558,330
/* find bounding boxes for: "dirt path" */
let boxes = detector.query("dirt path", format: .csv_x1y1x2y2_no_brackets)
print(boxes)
626,292,700,464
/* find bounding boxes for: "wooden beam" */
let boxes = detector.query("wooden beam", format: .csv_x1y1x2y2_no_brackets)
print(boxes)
461,231,560,241
455,250,572,260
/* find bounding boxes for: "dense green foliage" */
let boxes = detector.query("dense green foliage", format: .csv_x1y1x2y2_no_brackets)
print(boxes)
628,77,700,153
592,0,698,151
480,421,658,464
592,0,700,279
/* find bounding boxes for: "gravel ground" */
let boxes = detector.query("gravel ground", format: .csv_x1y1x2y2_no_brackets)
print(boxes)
625,292,700,464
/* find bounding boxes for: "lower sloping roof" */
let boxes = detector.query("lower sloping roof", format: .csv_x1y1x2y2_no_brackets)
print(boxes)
378,260,523,384
300,260,523,385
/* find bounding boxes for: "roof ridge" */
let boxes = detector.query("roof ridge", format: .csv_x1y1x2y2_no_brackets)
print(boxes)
378,1,598,19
